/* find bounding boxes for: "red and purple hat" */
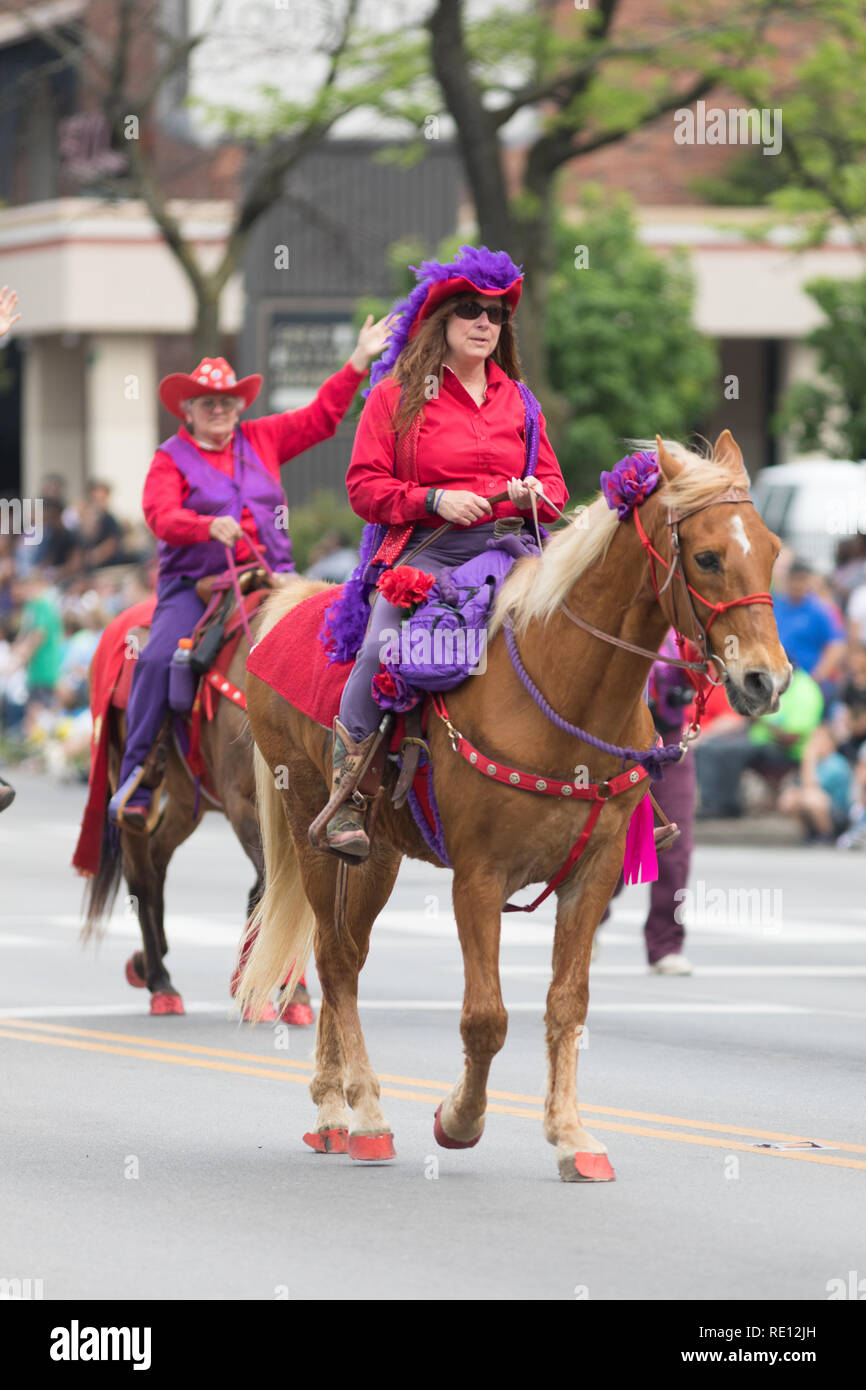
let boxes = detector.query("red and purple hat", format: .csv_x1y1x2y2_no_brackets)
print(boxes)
159,357,262,420
368,244,523,389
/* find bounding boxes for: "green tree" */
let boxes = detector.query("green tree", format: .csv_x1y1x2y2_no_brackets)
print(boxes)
774,275,866,460
546,193,719,496
426,0,782,435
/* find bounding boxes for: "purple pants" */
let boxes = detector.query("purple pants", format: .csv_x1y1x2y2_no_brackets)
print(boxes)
602,745,696,964
339,521,505,742
119,579,206,786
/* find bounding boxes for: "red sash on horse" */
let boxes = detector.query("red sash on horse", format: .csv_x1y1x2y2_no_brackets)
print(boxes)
72,591,266,876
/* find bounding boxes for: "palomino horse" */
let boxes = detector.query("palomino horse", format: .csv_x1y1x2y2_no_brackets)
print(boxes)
236,433,790,1179
81,598,313,1024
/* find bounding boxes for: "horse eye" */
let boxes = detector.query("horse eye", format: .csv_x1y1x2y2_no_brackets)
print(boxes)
695,551,720,572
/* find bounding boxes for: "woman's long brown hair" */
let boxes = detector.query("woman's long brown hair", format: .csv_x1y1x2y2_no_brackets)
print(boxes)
390,296,523,438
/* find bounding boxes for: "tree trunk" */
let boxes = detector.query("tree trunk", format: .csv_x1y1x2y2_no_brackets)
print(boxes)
192,291,221,362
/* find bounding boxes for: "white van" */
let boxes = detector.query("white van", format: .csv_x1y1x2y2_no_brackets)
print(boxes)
749,460,866,573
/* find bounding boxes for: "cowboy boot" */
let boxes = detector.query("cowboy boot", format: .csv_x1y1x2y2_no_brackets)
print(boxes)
310,718,379,860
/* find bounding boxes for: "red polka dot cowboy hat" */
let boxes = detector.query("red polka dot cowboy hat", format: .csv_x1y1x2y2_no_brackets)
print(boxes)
159,357,263,420
368,244,523,389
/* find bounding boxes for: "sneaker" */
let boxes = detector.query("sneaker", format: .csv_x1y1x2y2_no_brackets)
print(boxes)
649,953,693,976
836,815,866,851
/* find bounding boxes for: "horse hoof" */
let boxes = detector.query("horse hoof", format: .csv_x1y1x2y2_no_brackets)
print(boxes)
303,1128,349,1154
348,1132,396,1161
433,1103,482,1150
243,1001,278,1023
559,1152,616,1183
150,990,185,1016
125,953,146,989
279,1000,314,1026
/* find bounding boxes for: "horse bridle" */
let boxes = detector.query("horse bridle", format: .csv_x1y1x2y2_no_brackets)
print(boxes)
558,487,774,694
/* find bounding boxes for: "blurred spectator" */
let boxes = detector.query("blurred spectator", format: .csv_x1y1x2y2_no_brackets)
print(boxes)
695,665,824,819
10,570,63,715
26,498,81,581
305,529,359,583
779,646,866,845
72,480,124,572
831,535,866,609
773,559,846,693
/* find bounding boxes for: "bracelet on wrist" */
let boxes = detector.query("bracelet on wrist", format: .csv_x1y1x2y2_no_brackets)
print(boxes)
425,487,438,515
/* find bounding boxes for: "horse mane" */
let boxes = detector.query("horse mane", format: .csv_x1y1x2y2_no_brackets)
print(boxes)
491,437,751,637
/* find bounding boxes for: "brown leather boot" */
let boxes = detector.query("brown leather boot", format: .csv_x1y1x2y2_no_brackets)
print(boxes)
311,718,379,860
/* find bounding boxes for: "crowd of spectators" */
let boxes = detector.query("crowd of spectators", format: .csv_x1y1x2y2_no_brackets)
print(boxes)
694,541,866,848
0,475,155,782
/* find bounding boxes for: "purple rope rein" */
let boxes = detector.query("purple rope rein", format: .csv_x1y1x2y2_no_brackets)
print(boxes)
503,621,683,781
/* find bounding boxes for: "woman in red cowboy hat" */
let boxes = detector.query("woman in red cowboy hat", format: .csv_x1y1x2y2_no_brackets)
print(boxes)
110,315,390,829
318,244,569,858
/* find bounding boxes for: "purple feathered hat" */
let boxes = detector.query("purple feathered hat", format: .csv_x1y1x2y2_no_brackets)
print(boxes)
368,244,523,390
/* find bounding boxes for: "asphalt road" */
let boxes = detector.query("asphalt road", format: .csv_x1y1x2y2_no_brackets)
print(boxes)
1,770,865,1301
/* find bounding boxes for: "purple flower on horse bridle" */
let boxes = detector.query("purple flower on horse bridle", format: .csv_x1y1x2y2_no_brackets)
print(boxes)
600,451,661,520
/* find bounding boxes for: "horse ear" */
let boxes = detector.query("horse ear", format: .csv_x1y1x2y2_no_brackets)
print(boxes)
655,435,683,482
714,429,745,477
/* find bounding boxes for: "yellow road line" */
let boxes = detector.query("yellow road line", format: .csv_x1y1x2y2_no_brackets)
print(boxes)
1,1021,863,1169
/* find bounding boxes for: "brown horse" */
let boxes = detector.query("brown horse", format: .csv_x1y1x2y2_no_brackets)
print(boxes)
236,433,790,1179
81,594,313,1024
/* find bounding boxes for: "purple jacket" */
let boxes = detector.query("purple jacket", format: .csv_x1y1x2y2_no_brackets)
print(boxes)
156,432,294,582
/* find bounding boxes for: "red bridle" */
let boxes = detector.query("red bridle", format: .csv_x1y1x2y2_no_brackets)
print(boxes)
630,490,774,729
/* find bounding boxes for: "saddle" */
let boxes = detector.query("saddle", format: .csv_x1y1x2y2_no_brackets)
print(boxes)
124,564,282,831
188,563,278,675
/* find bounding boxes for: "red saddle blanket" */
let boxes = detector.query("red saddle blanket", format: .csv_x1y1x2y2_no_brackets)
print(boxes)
246,587,446,862
246,586,353,728
72,591,265,877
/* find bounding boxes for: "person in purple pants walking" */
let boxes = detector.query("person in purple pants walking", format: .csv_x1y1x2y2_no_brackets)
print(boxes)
599,632,696,975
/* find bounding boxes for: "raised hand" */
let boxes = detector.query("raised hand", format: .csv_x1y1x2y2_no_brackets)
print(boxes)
350,313,394,371
0,286,20,339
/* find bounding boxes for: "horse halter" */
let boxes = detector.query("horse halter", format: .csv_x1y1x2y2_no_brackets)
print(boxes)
630,486,774,681
555,485,775,748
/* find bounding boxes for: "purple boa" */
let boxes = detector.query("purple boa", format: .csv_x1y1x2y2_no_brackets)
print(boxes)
320,520,386,663
367,245,523,393
600,450,661,520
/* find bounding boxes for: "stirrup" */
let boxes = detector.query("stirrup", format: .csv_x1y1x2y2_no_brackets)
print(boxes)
108,765,161,835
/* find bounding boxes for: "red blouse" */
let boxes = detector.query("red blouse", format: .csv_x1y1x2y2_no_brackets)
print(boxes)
346,358,568,527
143,360,365,562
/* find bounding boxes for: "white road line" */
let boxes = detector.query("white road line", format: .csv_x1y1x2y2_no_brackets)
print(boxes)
0,998,815,1020
502,964,866,979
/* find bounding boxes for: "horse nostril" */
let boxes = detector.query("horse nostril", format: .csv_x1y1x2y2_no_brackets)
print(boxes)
744,669,773,703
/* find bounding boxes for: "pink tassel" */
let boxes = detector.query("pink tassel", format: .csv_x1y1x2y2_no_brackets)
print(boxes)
623,794,658,885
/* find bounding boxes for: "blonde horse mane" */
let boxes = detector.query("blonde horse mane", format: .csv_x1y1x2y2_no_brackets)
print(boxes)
491,437,750,637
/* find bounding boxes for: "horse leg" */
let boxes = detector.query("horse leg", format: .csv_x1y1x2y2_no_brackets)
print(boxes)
125,778,200,1016
301,845,401,1160
434,868,508,1149
544,844,624,1183
303,996,350,1153
121,830,184,1016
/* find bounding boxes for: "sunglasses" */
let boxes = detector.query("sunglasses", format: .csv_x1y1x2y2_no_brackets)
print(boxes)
193,397,241,412
451,299,510,326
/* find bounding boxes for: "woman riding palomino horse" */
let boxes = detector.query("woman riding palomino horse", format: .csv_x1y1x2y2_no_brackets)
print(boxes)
236,248,791,1179
315,245,569,857
108,315,390,831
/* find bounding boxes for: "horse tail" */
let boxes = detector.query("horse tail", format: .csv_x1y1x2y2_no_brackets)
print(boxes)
235,743,316,1021
80,799,123,943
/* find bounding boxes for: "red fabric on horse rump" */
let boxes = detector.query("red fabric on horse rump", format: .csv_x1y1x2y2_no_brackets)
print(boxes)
246,586,353,728
72,597,157,876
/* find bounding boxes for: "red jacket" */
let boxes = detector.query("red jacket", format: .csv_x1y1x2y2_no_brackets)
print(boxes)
143,360,365,563
346,359,568,528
